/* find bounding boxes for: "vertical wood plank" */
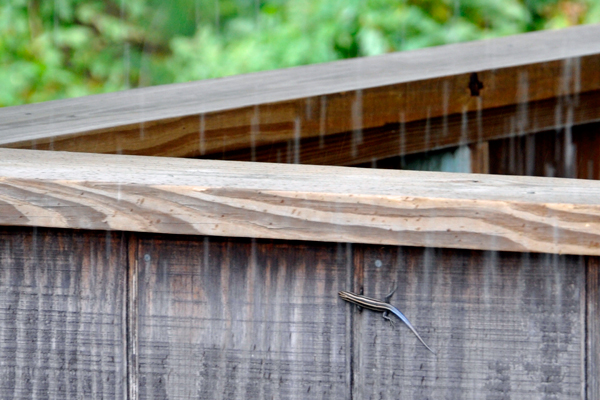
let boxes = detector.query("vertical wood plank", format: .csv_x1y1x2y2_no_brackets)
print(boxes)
349,244,364,400
354,246,585,399
588,256,599,399
469,141,490,174
134,235,351,399
573,123,600,180
489,121,600,179
0,227,127,399
128,234,139,400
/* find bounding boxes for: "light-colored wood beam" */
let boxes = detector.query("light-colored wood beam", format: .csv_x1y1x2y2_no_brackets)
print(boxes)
1,148,599,255
1,25,600,160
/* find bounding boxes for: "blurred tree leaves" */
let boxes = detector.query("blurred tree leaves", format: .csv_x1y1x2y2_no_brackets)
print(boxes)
1,0,598,106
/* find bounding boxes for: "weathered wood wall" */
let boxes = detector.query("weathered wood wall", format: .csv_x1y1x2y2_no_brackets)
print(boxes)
133,235,350,399
588,256,600,400
489,120,600,180
204,90,600,167
0,227,126,399
1,226,597,399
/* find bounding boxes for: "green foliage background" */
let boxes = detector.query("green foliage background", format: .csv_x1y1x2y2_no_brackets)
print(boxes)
2,0,598,106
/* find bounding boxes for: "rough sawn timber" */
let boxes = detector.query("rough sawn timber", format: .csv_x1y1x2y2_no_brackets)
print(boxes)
1,148,600,255
0,227,127,399
588,256,600,399
352,246,585,399
1,25,600,161
131,235,351,399
209,90,600,166
126,235,589,399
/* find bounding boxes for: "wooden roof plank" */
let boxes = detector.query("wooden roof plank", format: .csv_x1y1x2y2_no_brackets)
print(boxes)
1,148,599,255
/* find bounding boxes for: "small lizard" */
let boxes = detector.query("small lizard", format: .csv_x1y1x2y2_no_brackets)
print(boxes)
339,284,435,354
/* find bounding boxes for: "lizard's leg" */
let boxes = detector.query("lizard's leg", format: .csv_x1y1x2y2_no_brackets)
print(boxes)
382,311,395,327
382,282,398,326
356,286,365,312
384,281,398,303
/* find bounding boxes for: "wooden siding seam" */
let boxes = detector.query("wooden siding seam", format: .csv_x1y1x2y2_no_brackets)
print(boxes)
127,235,139,400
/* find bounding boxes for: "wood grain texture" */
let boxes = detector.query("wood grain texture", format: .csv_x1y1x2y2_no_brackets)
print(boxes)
0,227,127,399
199,90,600,166
588,256,599,400
126,233,589,398
352,246,585,399
132,235,351,399
2,148,600,255
490,120,600,179
1,25,600,160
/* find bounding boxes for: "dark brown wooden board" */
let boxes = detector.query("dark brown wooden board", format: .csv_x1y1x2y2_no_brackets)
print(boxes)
469,142,490,174
0,227,127,399
132,235,352,399
352,246,585,399
489,120,600,180
200,90,600,167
